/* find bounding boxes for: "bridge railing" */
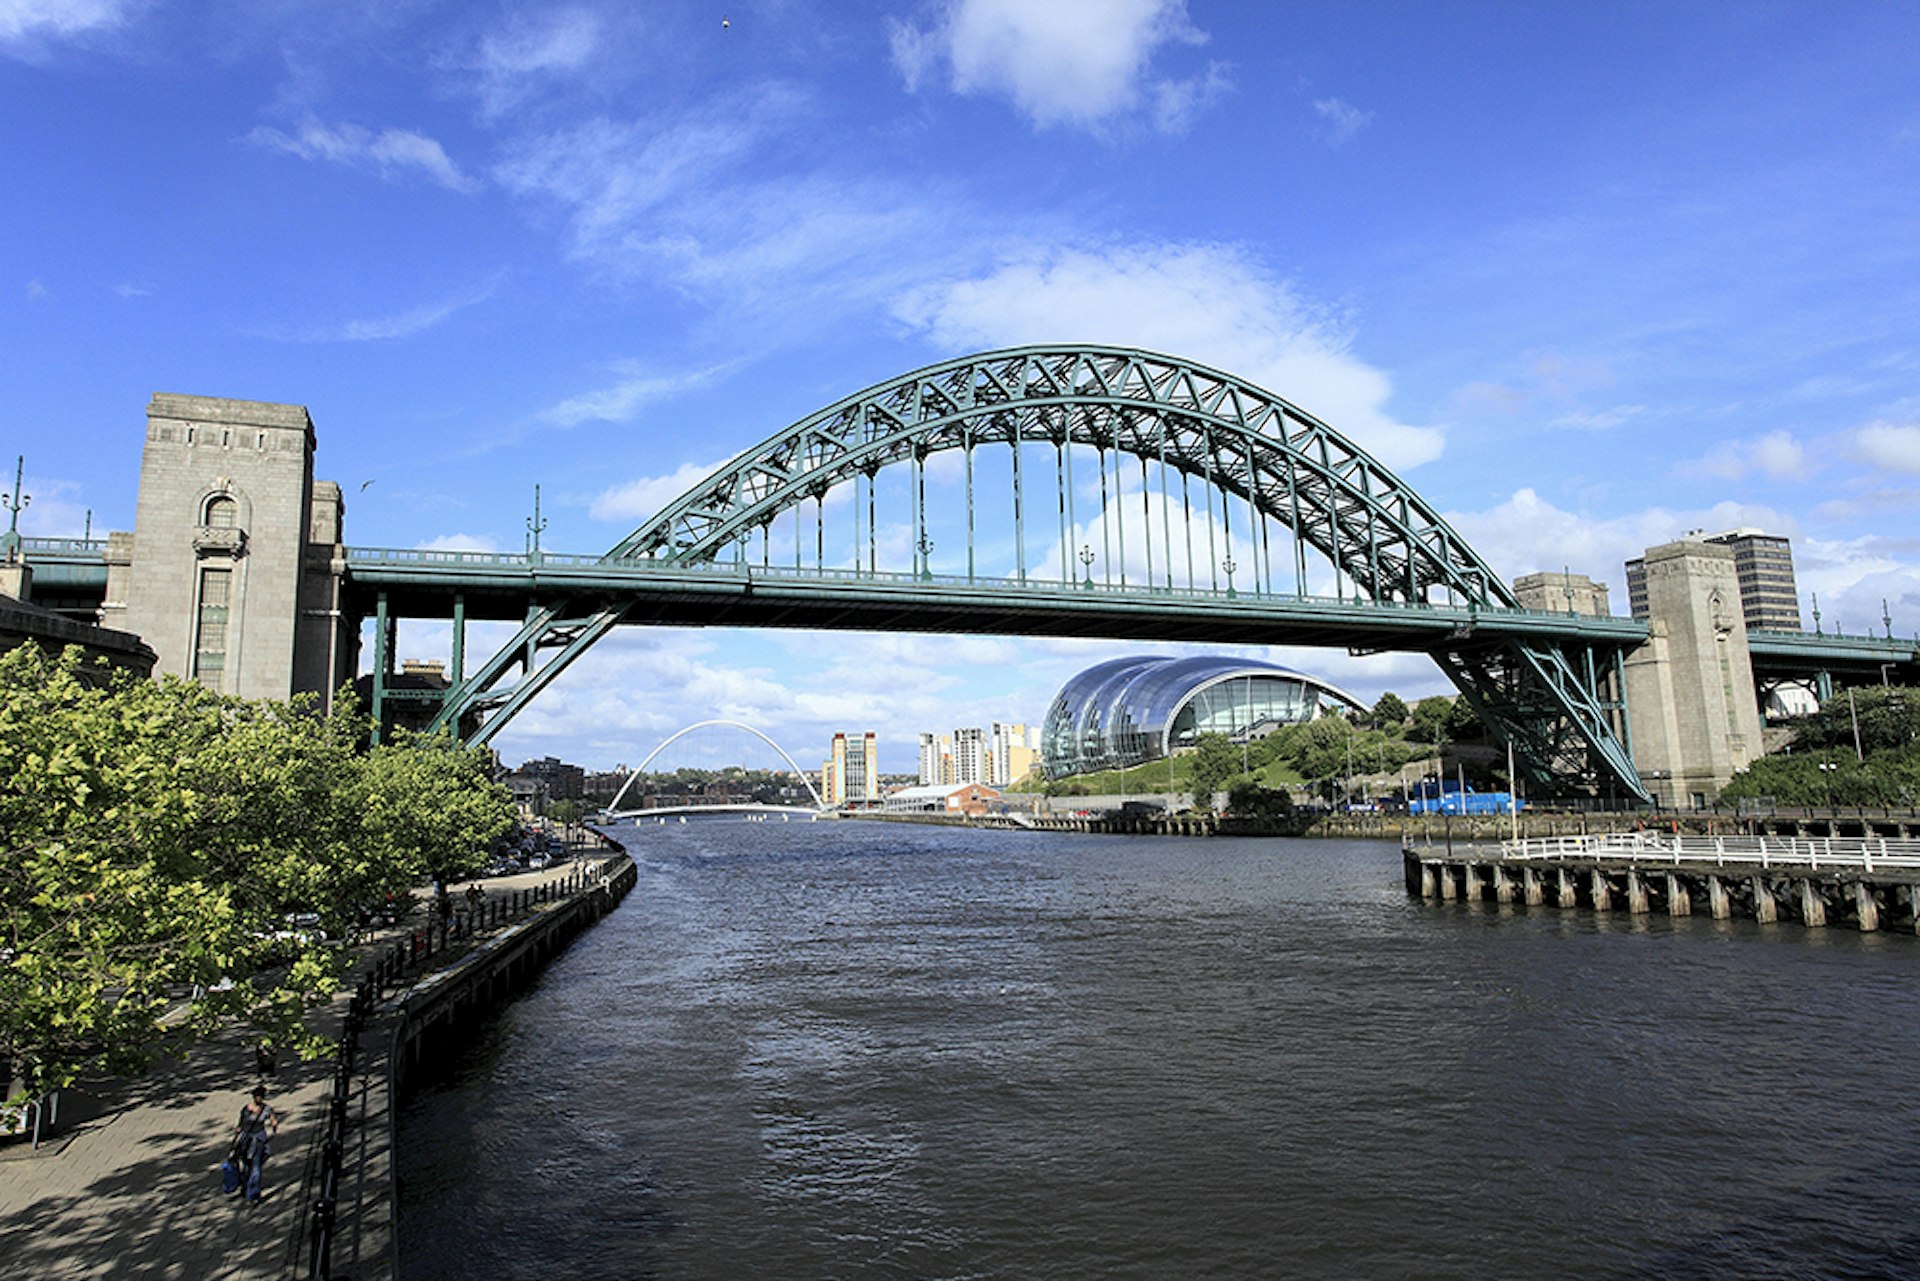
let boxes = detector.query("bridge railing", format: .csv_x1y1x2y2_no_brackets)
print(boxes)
340,545,1647,630
1497,830,1920,872
20,536,109,557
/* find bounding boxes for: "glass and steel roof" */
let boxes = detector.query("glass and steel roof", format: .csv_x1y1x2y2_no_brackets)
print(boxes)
1041,655,1360,778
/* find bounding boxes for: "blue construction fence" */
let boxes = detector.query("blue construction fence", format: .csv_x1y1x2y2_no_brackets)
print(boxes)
1405,779,1525,816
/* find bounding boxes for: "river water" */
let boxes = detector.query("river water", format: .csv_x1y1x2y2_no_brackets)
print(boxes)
395,822,1920,1280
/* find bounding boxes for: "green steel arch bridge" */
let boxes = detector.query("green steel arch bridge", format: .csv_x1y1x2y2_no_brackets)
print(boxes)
349,345,1660,800
23,346,1918,799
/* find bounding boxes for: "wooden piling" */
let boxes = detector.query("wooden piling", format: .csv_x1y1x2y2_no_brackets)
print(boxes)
1625,870,1649,915
1664,872,1691,917
1706,874,1730,919
1589,868,1611,911
1795,879,1826,928
1751,876,1777,923
1853,882,1880,933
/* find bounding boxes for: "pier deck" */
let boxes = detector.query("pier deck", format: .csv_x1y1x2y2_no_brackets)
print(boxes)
1405,832,1920,932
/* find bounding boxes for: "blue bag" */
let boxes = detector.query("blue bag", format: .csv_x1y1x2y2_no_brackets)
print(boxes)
221,1157,242,1194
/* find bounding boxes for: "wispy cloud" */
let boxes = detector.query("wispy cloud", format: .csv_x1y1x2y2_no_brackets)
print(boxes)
462,7,601,118
249,116,478,192
269,274,502,342
1311,96,1373,145
0,0,130,45
538,361,732,429
889,0,1223,134
895,240,1445,471
493,86,978,330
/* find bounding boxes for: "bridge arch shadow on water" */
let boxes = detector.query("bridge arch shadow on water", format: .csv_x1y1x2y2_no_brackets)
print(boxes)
348,345,1651,801
601,719,827,817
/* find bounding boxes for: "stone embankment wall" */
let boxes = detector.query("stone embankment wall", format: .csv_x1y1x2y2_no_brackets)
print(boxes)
297,849,637,1281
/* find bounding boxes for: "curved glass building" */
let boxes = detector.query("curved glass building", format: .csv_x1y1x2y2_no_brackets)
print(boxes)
1041,655,1361,779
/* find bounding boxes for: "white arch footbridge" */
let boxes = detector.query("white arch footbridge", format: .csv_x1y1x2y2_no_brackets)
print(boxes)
601,719,827,818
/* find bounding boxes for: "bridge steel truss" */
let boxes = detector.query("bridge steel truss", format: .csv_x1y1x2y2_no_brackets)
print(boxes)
397,346,1649,800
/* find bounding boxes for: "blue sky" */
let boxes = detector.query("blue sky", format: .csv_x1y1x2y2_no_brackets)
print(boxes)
5,1,1918,774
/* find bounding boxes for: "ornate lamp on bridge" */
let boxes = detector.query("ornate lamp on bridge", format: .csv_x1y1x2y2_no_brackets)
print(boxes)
1079,543,1095,589
2,454,28,564
916,534,934,581
525,484,548,568
1222,554,1237,600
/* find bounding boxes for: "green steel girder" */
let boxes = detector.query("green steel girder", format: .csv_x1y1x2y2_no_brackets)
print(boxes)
606,346,1513,608
424,346,1648,798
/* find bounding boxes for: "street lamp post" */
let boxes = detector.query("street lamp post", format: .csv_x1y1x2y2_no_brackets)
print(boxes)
1818,760,1839,812
1079,544,1095,588
3,454,29,563
1222,554,1237,599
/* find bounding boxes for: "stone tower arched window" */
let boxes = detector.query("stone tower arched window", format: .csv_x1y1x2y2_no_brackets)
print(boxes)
204,494,238,528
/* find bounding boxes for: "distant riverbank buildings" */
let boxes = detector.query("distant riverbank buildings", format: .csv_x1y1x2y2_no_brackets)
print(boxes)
1041,655,1362,779
918,722,1039,788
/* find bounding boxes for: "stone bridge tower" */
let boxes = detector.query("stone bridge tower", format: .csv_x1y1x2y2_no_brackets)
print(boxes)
104,394,354,704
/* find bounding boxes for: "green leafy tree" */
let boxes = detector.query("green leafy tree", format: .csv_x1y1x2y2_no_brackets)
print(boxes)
1370,692,1409,731
1189,733,1240,811
1407,696,1453,744
0,647,518,1110
353,731,515,895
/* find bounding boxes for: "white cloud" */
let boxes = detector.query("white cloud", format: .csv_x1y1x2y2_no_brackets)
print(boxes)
590,460,738,524
538,361,729,428
1684,429,1812,482
275,275,501,342
1856,421,1920,475
895,240,1445,471
249,117,478,193
1312,96,1373,145
416,533,500,553
495,92,972,326
0,0,127,43
1444,487,1799,592
889,0,1219,133
468,7,600,117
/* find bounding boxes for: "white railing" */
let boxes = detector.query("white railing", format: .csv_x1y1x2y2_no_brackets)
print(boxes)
1495,831,1920,874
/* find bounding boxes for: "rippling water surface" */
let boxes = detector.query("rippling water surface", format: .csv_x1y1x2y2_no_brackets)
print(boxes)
396,822,1920,1280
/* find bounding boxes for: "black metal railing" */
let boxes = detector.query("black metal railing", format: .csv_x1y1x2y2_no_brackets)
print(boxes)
303,858,618,1280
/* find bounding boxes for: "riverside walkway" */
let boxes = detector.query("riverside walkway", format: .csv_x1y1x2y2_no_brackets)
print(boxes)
0,848,615,1279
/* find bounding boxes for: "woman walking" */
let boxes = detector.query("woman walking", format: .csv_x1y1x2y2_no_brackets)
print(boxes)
229,1085,280,1202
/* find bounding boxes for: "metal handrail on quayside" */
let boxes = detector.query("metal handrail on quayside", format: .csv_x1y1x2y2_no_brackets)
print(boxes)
1493,831,1920,874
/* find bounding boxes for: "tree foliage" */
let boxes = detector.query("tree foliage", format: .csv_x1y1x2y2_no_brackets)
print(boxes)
0,646,514,1108
1189,733,1240,811
1369,692,1409,731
